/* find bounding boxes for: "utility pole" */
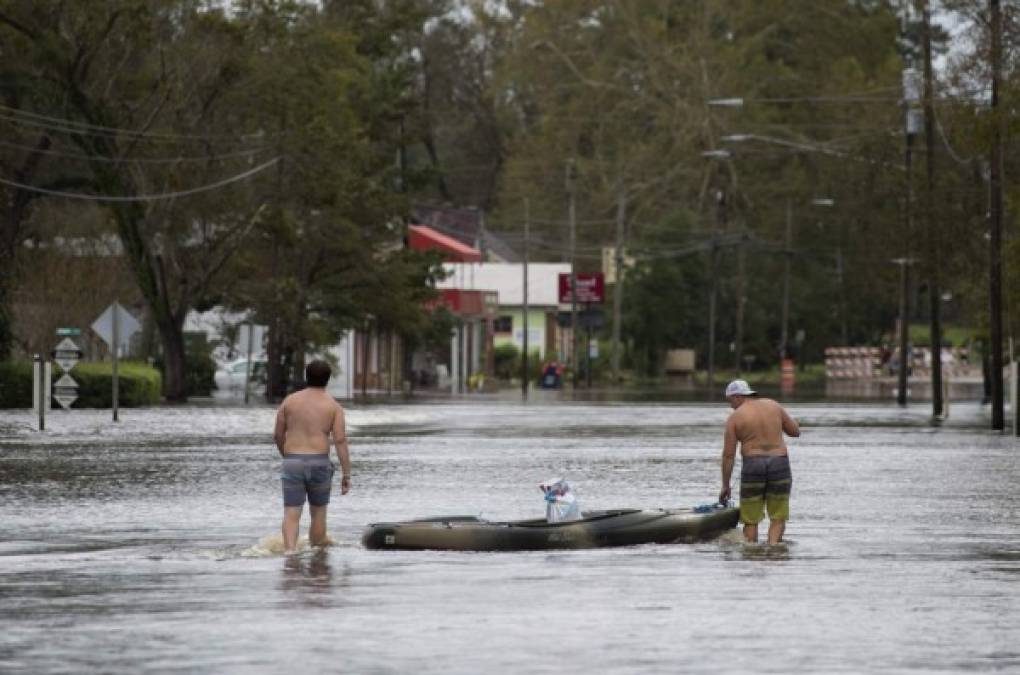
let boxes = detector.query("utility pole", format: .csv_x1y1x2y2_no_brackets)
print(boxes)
902,57,922,407
894,258,914,406
734,225,746,376
708,190,723,391
566,160,579,388
920,0,944,419
610,190,626,382
836,247,848,347
780,199,793,360
522,198,530,400
989,0,1005,430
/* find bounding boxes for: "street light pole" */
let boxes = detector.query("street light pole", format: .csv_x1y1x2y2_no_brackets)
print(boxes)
708,189,724,391
902,63,922,407
522,198,530,401
566,160,579,389
610,190,626,382
780,199,793,360
920,0,944,420
701,150,731,392
894,258,915,407
989,0,1006,430
735,226,746,376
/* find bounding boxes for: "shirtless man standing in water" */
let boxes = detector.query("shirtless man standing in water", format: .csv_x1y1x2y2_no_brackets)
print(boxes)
273,360,351,552
718,379,800,545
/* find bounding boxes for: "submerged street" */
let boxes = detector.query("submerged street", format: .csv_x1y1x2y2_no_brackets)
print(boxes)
1,398,1017,673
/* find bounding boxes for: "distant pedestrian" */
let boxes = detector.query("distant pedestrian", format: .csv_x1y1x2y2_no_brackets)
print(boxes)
273,360,351,553
718,380,800,544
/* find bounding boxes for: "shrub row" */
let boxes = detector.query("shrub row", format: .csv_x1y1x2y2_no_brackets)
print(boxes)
0,361,33,409
0,361,162,408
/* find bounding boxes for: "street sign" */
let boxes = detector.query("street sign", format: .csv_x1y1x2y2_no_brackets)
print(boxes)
56,327,82,337
91,302,141,353
558,273,605,304
557,309,605,330
53,373,79,409
51,337,83,373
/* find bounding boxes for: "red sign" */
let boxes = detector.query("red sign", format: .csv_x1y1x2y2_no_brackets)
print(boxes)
558,273,605,304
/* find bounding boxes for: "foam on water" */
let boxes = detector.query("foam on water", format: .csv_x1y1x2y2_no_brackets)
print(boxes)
239,533,339,558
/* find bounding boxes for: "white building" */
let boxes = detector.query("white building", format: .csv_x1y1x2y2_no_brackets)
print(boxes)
437,262,572,360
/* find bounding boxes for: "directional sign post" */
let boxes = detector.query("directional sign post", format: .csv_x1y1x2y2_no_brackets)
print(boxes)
52,337,83,373
53,373,79,410
50,334,81,411
92,302,141,422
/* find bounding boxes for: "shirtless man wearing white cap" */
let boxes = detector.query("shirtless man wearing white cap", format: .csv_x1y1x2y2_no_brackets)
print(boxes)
718,379,800,544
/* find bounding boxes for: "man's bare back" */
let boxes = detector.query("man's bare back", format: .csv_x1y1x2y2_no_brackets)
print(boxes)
726,397,800,457
275,387,344,455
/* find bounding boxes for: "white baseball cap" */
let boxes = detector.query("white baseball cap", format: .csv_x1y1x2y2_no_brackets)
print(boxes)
725,379,756,397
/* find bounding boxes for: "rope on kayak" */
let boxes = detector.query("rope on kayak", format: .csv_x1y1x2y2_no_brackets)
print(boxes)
693,499,734,513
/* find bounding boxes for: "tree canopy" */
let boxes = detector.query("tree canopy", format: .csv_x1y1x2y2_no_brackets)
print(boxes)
2,0,1018,395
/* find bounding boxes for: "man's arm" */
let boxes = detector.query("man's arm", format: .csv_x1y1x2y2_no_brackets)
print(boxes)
332,404,351,495
273,403,287,457
719,417,738,503
781,406,800,437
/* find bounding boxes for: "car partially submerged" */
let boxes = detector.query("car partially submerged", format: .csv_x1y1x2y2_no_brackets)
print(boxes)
214,357,266,392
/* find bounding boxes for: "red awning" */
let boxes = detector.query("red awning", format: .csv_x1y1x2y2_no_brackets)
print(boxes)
408,224,482,263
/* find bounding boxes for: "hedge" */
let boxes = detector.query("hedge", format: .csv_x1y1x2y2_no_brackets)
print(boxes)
0,361,33,409
0,361,161,408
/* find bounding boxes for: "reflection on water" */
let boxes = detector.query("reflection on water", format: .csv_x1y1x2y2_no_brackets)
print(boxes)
280,551,351,608
0,400,1018,673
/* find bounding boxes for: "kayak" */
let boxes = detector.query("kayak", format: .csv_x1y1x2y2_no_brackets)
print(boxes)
362,505,739,551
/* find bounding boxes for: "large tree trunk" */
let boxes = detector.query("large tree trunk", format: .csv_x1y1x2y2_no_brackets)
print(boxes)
266,319,290,402
106,198,191,401
0,274,13,361
157,317,188,403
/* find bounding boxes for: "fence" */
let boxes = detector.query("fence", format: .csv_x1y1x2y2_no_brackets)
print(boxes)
824,346,980,380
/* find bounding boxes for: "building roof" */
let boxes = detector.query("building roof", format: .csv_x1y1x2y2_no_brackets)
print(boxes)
408,224,482,262
436,262,572,307
411,204,520,262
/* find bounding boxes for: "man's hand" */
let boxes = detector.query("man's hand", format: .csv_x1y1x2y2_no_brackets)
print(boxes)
718,485,731,504
340,475,351,495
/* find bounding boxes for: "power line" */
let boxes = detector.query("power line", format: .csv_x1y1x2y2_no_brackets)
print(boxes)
0,104,274,143
0,157,280,202
0,139,269,164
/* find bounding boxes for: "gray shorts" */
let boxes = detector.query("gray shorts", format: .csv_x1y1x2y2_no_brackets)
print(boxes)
281,453,334,507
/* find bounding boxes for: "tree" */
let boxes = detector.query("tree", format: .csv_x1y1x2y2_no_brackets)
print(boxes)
222,1,447,398
0,1,271,399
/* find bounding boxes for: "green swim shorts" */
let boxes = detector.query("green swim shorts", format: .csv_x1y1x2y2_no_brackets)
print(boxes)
739,454,792,525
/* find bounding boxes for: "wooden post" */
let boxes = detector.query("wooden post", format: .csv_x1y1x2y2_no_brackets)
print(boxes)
522,199,530,400
610,190,626,382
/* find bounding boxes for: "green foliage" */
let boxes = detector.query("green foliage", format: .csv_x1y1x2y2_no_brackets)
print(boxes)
0,296,11,362
152,334,217,397
0,361,33,408
3,0,1015,386
0,361,160,408
621,209,710,375
185,335,217,397
492,346,546,383
493,343,520,380
72,363,162,408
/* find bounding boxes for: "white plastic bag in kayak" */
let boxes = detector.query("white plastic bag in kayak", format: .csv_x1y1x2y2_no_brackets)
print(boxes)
539,477,581,523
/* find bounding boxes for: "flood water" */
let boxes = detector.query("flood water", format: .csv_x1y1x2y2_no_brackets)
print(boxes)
1,396,1018,673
